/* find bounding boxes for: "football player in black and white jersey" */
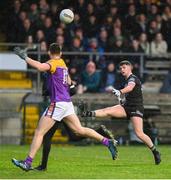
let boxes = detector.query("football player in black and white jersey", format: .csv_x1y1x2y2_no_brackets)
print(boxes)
82,60,161,165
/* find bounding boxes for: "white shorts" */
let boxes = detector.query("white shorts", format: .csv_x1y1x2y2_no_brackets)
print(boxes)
43,102,75,121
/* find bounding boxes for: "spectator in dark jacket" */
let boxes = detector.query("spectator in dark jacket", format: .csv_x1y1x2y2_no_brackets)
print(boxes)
100,62,118,92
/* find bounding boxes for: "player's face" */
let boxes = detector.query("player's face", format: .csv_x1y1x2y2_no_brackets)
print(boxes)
120,64,132,77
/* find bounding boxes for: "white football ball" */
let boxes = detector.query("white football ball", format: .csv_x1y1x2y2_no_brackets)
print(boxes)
59,9,74,24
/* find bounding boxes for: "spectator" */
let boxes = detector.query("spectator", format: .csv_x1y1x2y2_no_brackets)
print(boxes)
155,14,163,32
6,0,22,42
40,40,48,62
77,61,101,94
139,33,150,55
151,33,168,57
103,15,113,32
98,28,108,51
125,3,137,36
39,0,49,14
129,39,144,78
87,38,104,64
162,6,171,51
134,14,147,38
75,0,86,18
109,5,119,21
70,13,82,32
43,17,56,44
69,66,81,85
48,2,59,26
84,15,98,38
162,5,171,21
35,29,45,43
100,62,118,92
148,4,159,21
108,39,127,65
69,37,84,70
74,28,87,48
112,18,123,33
25,35,35,49
56,35,69,53
28,3,39,23
108,27,125,50
20,18,34,42
56,26,64,37
147,20,161,42
19,11,28,23
36,12,47,29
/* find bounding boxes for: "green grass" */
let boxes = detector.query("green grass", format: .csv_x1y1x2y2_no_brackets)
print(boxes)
0,145,170,179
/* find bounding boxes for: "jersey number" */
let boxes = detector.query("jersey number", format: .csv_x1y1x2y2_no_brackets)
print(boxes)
63,69,68,84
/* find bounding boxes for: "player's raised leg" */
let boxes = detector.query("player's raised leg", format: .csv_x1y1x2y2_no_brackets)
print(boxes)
131,116,161,165
82,104,127,118
63,114,118,160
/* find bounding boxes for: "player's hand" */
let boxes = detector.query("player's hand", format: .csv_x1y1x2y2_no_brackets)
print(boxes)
112,88,121,97
69,84,76,96
14,47,28,61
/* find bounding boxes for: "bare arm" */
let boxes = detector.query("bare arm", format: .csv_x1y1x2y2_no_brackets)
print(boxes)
120,82,135,94
26,57,50,72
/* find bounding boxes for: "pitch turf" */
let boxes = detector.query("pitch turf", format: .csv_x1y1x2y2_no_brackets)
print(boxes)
0,145,170,179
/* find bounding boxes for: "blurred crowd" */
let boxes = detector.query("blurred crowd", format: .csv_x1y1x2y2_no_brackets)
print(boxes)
5,0,171,93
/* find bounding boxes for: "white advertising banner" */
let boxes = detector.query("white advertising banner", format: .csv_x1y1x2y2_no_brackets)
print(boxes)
0,53,27,70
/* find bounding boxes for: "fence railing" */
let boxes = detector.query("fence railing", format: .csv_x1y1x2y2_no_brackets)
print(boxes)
0,43,171,93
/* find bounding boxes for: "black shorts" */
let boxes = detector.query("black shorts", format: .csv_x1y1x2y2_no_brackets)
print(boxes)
122,104,144,119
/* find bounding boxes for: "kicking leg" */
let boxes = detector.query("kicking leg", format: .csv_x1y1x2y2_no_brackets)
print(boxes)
83,105,127,118
63,114,117,160
131,116,161,165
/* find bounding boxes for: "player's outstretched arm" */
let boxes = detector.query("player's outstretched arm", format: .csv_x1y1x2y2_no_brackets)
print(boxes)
14,47,50,72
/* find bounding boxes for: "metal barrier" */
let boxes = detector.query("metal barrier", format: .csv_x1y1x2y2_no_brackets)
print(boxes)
0,43,171,93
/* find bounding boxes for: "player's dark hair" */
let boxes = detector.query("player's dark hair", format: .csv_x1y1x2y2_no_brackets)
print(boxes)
119,60,132,66
49,43,61,55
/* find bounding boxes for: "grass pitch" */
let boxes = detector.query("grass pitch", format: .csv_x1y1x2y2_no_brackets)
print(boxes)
0,145,170,179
